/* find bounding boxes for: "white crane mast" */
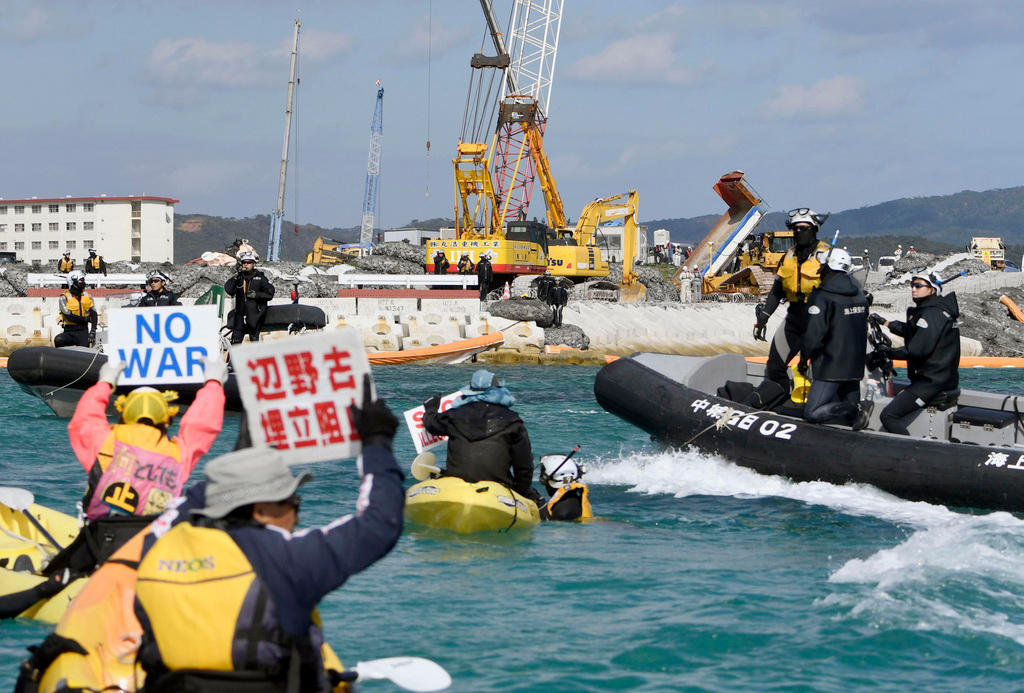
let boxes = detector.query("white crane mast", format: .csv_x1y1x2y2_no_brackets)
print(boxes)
502,0,562,121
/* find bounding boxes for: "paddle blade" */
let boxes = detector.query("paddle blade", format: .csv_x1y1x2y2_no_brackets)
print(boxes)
410,452,440,482
354,657,451,692
0,486,35,512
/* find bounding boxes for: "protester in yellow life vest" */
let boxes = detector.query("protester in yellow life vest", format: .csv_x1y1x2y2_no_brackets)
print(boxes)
56,251,74,273
537,452,593,522
746,208,833,409
54,270,97,348
133,377,404,692
84,247,107,275
42,356,227,577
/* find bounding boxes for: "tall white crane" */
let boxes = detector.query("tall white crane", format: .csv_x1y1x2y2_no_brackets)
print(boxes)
267,17,300,262
489,0,563,222
360,81,384,248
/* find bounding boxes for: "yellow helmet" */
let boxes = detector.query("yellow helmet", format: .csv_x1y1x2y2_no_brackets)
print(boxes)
114,387,180,425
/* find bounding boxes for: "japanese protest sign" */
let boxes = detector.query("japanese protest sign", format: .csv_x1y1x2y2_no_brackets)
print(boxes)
403,390,464,454
107,305,221,386
230,329,372,464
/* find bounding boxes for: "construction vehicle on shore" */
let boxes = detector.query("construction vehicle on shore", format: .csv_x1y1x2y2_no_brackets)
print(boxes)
305,237,362,265
967,237,1006,269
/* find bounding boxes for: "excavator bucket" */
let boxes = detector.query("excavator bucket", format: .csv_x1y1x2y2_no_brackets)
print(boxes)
619,282,646,304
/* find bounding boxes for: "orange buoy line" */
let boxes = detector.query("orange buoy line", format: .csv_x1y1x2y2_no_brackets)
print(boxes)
744,355,1024,368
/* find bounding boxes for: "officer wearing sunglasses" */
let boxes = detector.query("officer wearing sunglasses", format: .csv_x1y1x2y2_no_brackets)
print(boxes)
748,207,832,409
869,271,960,434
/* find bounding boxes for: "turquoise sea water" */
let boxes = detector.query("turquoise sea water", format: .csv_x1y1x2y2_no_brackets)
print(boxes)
3,364,1024,691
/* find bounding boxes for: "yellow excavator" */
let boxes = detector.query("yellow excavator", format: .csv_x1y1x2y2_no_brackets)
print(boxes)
305,237,361,266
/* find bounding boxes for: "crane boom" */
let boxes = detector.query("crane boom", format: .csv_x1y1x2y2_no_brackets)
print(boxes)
267,17,300,262
360,81,384,248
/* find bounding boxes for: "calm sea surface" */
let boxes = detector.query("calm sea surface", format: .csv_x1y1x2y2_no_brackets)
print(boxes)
3,364,1024,691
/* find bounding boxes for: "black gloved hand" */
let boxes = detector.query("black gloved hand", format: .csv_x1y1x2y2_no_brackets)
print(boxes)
796,359,809,377
245,290,256,299
753,322,767,342
350,374,398,450
423,395,441,413
869,313,886,327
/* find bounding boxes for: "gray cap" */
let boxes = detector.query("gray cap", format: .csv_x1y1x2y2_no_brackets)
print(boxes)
195,448,313,518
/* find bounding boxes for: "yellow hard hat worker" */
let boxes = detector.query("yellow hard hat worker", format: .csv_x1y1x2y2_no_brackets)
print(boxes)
113,387,180,427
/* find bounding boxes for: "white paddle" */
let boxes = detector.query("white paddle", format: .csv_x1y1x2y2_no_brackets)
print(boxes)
0,486,35,512
410,452,441,482
331,656,452,691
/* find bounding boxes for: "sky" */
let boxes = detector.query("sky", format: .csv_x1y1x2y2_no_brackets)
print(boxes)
3,0,1024,233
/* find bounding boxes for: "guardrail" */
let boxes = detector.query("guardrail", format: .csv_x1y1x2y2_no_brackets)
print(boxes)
27,273,148,287
334,273,478,289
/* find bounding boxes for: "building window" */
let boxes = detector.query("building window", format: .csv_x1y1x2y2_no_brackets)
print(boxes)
31,241,41,250
83,240,93,248
65,203,76,212
31,223,41,232
0,224,5,232
14,242,24,250
66,222,76,231
0,243,6,250
15,224,24,232
0,207,6,215
83,203,94,212
49,204,59,213
66,240,76,249
48,241,59,249
49,222,58,231
31,204,41,213
14,205,25,214
83,221,94,230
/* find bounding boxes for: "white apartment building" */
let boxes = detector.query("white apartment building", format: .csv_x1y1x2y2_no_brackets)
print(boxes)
0,195,177,266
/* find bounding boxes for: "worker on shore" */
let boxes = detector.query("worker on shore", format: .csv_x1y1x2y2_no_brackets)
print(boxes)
799,248,871,429
2,357,226,619
457,252,475,275
84,248,107,276
423,369,544,507
224,250,275,343
56,251,74,274
137,270,181,307
870,272,960,434
432,249,450,274
132,378,403,691
749,208,832,408
476,252,493,301
54,270,97,348
537,452,593,522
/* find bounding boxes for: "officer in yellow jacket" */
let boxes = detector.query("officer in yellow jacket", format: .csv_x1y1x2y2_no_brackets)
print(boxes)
537,452,593,522
57,251,74,273
54,270,97,348
748,208,832,408
84,247,107,275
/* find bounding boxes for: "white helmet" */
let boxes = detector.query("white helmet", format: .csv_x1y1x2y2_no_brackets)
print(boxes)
538,454,584,487
815,247,853,273
912,270,943,293
785,207,828,230
147,269,169,283
67,270,86,285
237,250,257,263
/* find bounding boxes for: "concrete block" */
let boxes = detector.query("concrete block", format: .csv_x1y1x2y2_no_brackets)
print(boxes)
356,297,418,316
404,313,464,340
420,298,480,315
401,333,450,350
501,322,544,353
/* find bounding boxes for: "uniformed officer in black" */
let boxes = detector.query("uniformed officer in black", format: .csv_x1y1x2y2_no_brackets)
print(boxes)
800,247,870,428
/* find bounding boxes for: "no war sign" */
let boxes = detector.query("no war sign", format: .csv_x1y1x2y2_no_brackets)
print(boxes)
403,390,464,454
106,306,222,386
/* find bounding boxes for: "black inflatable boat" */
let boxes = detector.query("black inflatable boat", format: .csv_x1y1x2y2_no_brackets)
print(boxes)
595,353,1024,513
7,346,244,417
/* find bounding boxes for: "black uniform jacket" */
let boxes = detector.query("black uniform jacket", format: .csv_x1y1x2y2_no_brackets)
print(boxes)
888,292,960,394
802,272,869,382
224,269,276,328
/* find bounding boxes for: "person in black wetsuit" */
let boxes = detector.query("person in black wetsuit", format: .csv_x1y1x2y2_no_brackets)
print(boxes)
800,247,871,428
871,271,960,435
476,253,493,301
422,369,544,506
537,453,592,521
433,249,450,275
223,251,275,344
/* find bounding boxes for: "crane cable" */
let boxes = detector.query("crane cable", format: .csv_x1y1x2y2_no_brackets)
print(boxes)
425,0,432,197
292,46,301,237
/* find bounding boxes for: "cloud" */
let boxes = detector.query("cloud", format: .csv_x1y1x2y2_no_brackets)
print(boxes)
0,4,84,42
284,29,351,62
762,75,867,118
564,33,697,86
392,15,473,62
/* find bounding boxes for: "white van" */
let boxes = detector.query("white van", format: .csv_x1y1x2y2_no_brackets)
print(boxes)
876,255,898,272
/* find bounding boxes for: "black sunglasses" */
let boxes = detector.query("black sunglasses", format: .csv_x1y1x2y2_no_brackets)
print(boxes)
911,282,931,289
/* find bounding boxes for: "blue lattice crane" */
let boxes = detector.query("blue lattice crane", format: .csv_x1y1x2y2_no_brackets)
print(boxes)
360,80,384,248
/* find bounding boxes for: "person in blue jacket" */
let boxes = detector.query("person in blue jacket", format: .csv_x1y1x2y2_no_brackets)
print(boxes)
132,376,404,692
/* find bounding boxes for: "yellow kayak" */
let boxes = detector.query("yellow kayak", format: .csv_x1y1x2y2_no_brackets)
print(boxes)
405,476,540,533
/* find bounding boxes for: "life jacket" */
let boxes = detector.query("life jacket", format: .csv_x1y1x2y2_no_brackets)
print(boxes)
542,482,593,521
57,257,74,273
135,521,312,690
88,256,102,271
57,291,94,326
775,242,830,303
83,425,184,521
